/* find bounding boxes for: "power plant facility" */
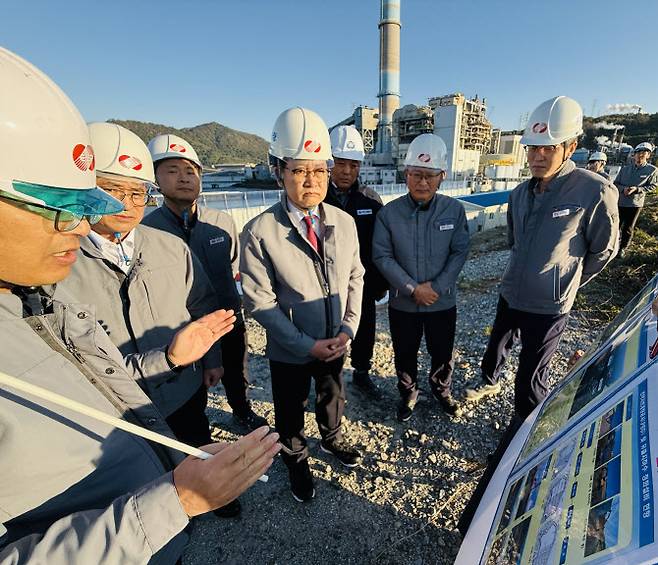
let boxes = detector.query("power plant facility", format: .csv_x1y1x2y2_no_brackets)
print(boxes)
334,0,528,188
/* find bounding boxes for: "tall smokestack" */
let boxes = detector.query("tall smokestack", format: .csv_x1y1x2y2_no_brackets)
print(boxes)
376,0,401,155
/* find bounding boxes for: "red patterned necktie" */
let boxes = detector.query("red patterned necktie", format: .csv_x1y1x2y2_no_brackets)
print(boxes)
303,214,319,253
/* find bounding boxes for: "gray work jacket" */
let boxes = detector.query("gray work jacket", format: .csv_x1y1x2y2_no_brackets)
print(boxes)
373,193,470,312
143,204,243,324
0,290,188,565
501,160,619,315
55,225,221,416
614,162,658,207
240,195,365,364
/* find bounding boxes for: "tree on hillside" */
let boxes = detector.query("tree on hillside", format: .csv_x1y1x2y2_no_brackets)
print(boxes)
108,120,269,166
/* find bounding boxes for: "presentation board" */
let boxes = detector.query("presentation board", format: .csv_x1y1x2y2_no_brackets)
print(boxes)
457,275,658,564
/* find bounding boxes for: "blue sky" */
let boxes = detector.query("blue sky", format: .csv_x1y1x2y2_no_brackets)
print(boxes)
3,1,656,140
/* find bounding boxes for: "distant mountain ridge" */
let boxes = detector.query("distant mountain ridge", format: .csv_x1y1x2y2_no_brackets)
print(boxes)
109,119,269,167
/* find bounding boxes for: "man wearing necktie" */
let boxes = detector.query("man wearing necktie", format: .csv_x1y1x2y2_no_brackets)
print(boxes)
240,107,365,503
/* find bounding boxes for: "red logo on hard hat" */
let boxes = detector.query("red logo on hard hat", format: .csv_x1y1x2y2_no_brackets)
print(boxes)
72,144,95,172
169,143,187,153
532,122,548,134
118,155,143,171
418,153,431,163
304,140,322,153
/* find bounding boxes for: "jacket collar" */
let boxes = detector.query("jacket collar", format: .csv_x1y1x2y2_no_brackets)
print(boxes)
405,192,436,211
0,291,28,319
159,200,206,229
529,159,575,193
279,193,333,227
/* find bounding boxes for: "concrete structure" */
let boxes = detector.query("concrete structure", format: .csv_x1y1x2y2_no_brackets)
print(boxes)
390,104,434,170
331,106,379,155
359,166,396,186
203,163,257,190
479,131,526,187
375,0,401,159
254,163,273,181
432,93,493,180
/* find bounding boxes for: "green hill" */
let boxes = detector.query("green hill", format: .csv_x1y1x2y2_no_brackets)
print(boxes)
109,120,269,167
582,112,658,150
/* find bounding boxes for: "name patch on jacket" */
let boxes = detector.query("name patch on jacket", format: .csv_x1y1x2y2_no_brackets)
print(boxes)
552,209,571,218
357,209,373,216
438,220,455,231
209,236,225,245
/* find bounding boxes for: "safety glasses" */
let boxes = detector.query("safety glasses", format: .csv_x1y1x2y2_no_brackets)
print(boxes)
0,191,103,232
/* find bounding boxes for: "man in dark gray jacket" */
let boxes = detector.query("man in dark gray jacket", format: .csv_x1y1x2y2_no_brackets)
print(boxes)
143,133,267,432
0,47,279,564
374,134,469,421
465,96,619,419
325,125,388,396
614,142,658,257
241,107,365,503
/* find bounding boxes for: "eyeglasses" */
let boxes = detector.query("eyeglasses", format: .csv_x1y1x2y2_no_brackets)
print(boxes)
407,171,442,182
526,145,560,154
0,194,101,232
284,167,330,181
101,187,149,207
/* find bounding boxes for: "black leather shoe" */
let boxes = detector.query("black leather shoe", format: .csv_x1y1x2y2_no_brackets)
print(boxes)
397,396,417,422
288,460,315,502
212,498,241,518
437,394,462,417
320,438,363,467
353,370,382,398
233,407,268,431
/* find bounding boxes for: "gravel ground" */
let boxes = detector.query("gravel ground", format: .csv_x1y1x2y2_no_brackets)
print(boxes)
184,239,599,565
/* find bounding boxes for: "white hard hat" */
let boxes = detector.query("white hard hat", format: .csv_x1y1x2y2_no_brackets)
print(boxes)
269,107,333,165
89,122,155,184
588,151,607,162
330,126,365,161
148,133,203,169
404,133,448,171
520,96,583,146
634,142,654,153
0,48,122,216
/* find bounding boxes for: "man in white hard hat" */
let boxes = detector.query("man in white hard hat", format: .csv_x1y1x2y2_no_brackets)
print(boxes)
324,125,388,396
587,151,609,180
614,142,658,257
465,96,619,419
373,133,470,421
0,47,279,563
240,107,365,502
143,134,268,432
54,123,241,517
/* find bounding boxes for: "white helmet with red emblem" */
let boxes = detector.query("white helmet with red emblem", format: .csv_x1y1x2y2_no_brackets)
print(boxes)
269,107,333,165
404,133,448,171
0,48,122,216
521,96,583,146
88,122,155,184
147,133,203,170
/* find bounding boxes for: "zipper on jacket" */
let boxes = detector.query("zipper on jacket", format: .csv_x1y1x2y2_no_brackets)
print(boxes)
27,313,176,471
415,207,421,312
312,258,333,339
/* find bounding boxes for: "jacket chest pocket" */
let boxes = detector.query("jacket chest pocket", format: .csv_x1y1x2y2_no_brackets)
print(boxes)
549,204,583,236
429,217,456,256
